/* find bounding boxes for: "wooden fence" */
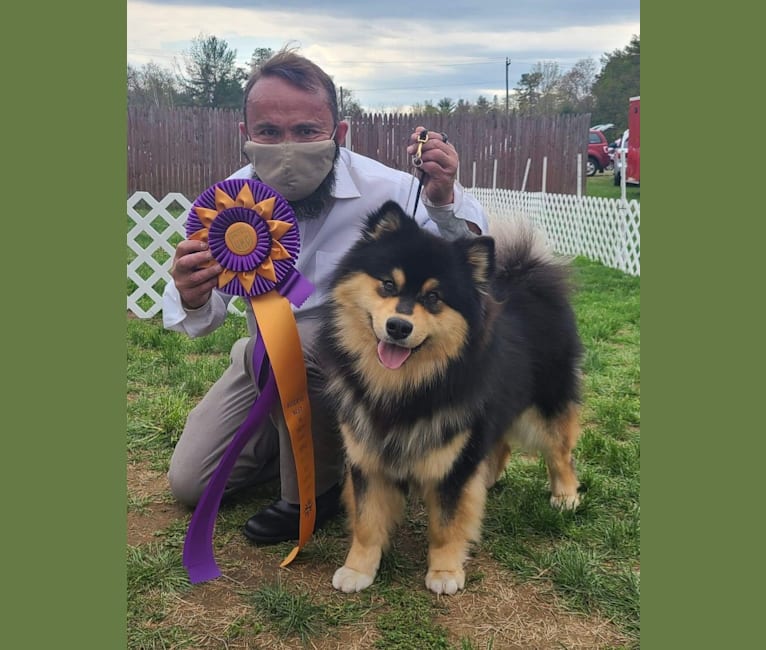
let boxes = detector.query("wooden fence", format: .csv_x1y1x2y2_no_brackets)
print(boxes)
128,106,591,199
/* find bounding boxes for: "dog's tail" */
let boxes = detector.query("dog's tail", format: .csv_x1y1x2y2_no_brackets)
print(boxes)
487,216,574,296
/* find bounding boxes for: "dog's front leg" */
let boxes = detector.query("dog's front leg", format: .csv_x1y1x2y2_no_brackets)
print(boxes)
422,468,488,595
333,465,405,593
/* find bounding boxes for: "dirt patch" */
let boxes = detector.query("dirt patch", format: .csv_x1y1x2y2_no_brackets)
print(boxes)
128,461,633,649
433,556,631,649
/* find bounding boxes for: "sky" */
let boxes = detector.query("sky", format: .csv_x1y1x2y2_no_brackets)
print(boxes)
127,0,640,112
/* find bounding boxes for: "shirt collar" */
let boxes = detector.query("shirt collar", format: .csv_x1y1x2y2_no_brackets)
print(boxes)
331,150,361,200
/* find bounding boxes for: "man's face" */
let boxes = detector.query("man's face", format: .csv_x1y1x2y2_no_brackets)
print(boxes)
244,76,337,145
242,76,339,218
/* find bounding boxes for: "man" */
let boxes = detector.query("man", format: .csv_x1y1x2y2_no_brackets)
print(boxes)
162,48,488,545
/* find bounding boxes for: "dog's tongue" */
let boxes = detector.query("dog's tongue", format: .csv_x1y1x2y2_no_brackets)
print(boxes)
377,341,411,369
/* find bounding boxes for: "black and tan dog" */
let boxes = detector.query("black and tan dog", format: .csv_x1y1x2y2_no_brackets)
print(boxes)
318,201,583,595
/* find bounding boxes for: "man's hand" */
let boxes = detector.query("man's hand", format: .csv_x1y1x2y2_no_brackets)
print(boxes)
406,126,457,206
170,239,222,310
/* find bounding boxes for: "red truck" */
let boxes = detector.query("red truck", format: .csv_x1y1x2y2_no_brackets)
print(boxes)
614,96,640,187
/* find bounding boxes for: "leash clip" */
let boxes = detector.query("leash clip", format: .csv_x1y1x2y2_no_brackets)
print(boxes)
412,129,429,168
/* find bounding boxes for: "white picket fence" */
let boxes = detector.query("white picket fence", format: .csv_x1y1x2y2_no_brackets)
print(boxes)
470,188,640,276
127,189,640,319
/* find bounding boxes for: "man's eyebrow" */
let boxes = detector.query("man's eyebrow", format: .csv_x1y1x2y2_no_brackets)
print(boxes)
250,120,280,129
290,122,324,130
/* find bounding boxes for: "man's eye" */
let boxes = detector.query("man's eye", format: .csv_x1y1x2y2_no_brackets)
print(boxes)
252,128,280,142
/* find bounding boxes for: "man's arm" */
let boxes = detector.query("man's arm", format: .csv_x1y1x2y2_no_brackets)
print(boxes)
406,127,488,238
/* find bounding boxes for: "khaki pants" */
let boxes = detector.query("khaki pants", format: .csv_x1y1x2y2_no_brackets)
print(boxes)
168,318,343,507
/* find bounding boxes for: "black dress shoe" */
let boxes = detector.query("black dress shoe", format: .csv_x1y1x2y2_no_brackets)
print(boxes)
243,482,343,545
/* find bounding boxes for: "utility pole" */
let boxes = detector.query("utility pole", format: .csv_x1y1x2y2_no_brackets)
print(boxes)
505,57,511,114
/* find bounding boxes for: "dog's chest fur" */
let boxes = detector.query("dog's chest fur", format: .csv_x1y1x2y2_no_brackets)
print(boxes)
334,380,475,482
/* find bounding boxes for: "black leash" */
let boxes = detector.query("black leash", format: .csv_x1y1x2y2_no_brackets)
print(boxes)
411,128,430,219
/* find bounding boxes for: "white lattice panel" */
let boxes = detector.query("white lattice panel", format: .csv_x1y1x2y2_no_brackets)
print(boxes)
127,192,189,318
127,189,639,319
127,192,249,318
468,188,640,276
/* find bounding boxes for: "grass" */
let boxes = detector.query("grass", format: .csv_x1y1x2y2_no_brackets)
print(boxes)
126,254,640,648
586,170,640,202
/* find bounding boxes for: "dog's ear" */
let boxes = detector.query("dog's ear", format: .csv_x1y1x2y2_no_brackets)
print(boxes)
362,201,411,241
462,236,495,287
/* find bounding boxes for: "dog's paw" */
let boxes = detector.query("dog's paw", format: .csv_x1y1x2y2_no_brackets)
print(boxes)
425,569,465,595
332,566,375,593
550,493,581,510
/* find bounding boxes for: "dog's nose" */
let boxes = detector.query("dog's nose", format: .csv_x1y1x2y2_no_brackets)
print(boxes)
386,317,413,340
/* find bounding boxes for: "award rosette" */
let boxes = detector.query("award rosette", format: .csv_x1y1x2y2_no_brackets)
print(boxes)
181,179,316,583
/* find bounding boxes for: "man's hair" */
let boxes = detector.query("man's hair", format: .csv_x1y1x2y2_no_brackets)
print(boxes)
242,48,339,131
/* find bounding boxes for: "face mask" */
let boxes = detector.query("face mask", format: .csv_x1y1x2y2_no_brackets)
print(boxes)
243,137,337,202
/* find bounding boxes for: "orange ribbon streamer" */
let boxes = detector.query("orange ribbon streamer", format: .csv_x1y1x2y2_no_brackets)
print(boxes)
249,291,316,566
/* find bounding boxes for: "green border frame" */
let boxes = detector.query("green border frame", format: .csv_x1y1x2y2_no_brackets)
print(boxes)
11,3,753,647
5,4,126,646
640,5,758,648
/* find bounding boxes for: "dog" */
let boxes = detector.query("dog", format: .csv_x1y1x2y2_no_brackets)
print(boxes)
317,201,584,595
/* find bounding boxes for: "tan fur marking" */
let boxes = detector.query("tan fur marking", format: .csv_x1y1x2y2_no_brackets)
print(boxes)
465,239,492,285
545,404,582,509
411,430,470,482
391,268,405,289
421,277,439,294
504,404,582,509
339,422,383,476
368,210,403,240
421,469,488,593
485,439,512,488
341,472,406,579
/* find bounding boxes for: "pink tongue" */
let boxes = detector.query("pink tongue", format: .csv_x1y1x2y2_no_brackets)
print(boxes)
377,341,412,369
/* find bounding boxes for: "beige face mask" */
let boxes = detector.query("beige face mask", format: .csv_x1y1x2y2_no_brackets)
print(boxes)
243,138,337,202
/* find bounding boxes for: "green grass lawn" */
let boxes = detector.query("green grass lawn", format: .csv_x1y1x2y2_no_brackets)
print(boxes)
587,171,640,202
126,254,639,649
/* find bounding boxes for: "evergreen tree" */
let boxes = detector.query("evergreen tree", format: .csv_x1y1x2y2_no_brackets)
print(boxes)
180,34,247,108
591,35,640,131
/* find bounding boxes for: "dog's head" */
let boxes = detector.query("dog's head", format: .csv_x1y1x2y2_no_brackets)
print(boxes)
326,201,494,394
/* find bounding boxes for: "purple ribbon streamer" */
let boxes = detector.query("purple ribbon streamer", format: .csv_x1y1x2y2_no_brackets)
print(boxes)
183,337,276,583
182,269,315,584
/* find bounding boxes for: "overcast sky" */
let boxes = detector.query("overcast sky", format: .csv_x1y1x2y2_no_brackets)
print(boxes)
127,0,640,111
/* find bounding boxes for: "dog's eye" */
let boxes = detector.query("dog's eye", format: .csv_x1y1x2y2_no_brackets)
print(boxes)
379,279,397,296
422,291,441,308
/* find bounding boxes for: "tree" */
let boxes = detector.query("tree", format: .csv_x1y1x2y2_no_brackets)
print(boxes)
180,34,247,108
338,86,364,119
531,61,563,114
248,47,274,72
591,35,640,132
128,62,182,108
454,98,473,116
474,95,492,115
411,100,440,117
437,97,456,116
558,58,598,115
515,72,543,115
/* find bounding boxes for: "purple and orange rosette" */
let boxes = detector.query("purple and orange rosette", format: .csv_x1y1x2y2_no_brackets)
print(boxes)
182,179,316,582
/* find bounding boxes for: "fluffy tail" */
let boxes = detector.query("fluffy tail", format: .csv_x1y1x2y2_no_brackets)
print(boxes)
487,217,574,295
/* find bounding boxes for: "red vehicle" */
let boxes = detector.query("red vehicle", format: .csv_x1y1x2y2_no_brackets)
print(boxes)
614,96,640,186
587,127,612,176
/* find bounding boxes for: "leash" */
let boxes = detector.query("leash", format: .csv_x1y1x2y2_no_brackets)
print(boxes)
411,128,429,219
